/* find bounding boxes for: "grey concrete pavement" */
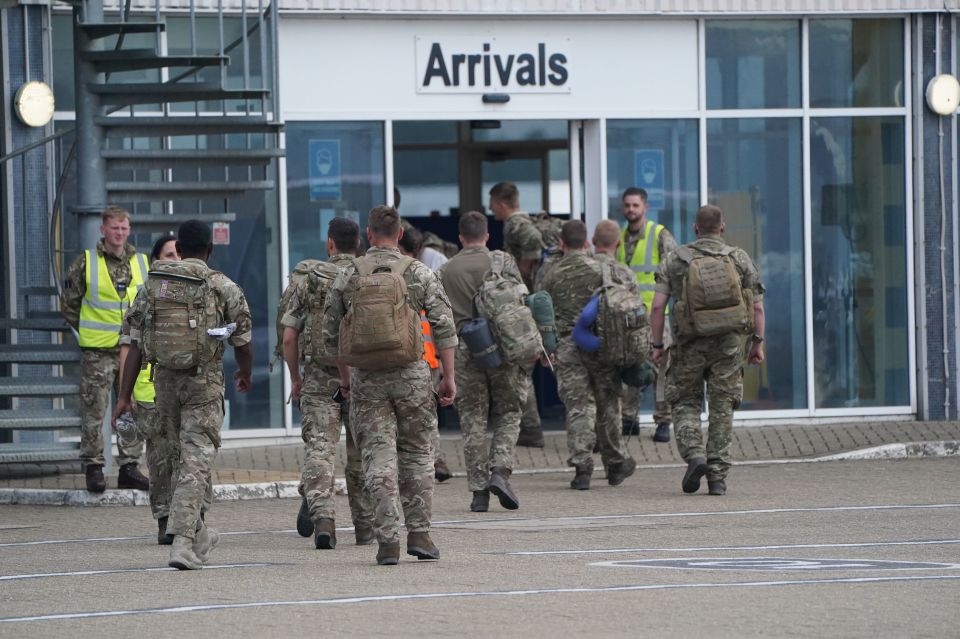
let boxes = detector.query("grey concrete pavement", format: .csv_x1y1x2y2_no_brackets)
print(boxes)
0,457,958,637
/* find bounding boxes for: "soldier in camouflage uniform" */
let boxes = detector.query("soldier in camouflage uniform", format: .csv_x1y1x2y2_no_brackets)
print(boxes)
539,220,638,490
322,206,457,566
489,181,544,449
115,220,253,570
650,205,765,496
438,211,524,513
61,206,149,493
282,217,374,548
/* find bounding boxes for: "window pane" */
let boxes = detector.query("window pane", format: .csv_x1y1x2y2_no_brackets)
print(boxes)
52,15,75,112
707,118,806,410
285,121,384,268
394,121,457,145
706,20,800,110
606,120,699,244
394,148,458,217
811,117,908,408
809,19,904,108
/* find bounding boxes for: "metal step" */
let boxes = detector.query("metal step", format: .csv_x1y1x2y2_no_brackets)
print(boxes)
0,444,79,465
0,344,80,364
89,83,269,106
0,318,71,331
103,148,284,170
21,286,58,297
0,377,81,397
120,212,238,229
106,181,275,200
78,21,166,40
0,409,82,431
95,116,282,137
25,311,65,320
81,49,227,73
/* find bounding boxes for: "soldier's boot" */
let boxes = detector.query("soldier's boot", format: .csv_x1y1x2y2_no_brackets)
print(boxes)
516,426,545,448
682,457,708,494
117,463,149,491
354,526,375,546
622,418,640,437
487,467,519,510
296,496,314,537
570,465,592,491
470,490,490,512
169,536,203,570
376,542,401,566
314,518,337,550
434,460,453,483
652,422,671,443
157,516,174,545
85,464,106,493
193,522,220,564
406,532,440,561
708,479,727,496
607,457,637,486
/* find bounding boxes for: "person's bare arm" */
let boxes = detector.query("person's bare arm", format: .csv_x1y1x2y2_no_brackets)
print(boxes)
748,300,765,365
283,327,302,399
650,292,669,367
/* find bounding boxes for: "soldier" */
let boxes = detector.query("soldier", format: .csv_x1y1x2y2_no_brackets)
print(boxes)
539,220,638,491
282,217,375,548
438,211,523,513
322,205,457,566
488,181,544,449
650,204,765,496
616,187,678,443
114,220,253,570
61,206,150,493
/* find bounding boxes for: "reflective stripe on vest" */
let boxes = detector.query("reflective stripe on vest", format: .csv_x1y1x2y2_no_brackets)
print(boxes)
616,220,664,313
133,363,155,404
420,310,439,369
78,250,148,348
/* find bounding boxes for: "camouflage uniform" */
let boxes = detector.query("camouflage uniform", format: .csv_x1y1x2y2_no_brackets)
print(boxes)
62,240,144,467
126,258,252,540
439,247,525,492
282,253,373,532
322,247,457,545
655,234,764,481
540,251,635,471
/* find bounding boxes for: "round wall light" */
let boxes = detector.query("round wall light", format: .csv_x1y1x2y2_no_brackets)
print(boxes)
926,74,960,116
14,81,55,127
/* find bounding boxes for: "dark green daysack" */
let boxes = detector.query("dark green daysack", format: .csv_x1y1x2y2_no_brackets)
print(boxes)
526,291,558,354
474,251,542,367
673,245,752,338
271,259,322,372
595,262,650,367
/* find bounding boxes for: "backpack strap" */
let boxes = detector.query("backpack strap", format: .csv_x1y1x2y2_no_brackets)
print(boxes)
599,261,613,289
489,251,506,277
389,254,416,275
675,246,695,264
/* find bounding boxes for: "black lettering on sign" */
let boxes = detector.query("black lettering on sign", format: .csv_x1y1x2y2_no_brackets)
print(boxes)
515,53,536,86
420,41,570,90
495,54,515,86
548,53,568,86
423,43,451,87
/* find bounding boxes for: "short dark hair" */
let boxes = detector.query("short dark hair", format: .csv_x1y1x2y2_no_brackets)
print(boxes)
696,204,724,234
489,182,519,208
150,233,177,261
398,225,423,255
458,210,488,242
176,220,212,257
622,187,648,203
368,205,401,238
328,217,360,254
561,219,588,249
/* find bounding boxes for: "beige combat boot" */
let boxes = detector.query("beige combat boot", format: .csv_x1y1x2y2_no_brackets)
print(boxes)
193,522,220,564
169,535,203,570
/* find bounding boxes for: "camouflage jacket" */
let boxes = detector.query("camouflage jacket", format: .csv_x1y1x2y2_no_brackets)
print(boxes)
503,211,543,264
61,239,140,330
539,250,601,337
281,253,354,333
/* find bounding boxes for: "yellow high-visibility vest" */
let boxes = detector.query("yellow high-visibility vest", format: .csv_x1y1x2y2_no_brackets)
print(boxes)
133,363,155,404
616,220,664,313
78,250,148,348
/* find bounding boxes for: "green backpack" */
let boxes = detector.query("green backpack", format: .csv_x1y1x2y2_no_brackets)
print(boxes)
673,245,752,338
595,262,650,367
475,251,543,367
271,259,322,371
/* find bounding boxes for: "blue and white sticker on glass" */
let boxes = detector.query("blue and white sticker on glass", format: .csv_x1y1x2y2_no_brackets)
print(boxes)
309,139,342,202
634,149,664,210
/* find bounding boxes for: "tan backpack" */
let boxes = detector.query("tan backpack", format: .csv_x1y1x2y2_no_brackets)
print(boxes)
142,260,222,371
673,245,752,338
339,255,422,370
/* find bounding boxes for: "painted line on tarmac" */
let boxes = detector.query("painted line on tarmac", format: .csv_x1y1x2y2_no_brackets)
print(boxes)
0,563,281,582
2,574,959,624
500,538,960,556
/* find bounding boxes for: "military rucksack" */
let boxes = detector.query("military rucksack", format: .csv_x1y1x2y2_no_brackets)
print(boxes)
673,245,752,338
595,262,651,367
142,260,222,371
339,255,422,370
271,259,322,371
474,251,543,367
531,212,563,256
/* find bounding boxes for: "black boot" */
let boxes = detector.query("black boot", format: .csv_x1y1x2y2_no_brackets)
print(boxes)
621,418,640,437
470,490,490,512
157,516,174,545
652,422,671,443
296,496,314,537
117,463,149,491
607,457,637,486
85,464,106,493
487,467,519,510
570,465,592,490
516,427,545,448
708,479,727,496
682,457,708,494
314,518,337,550
434,460,453,483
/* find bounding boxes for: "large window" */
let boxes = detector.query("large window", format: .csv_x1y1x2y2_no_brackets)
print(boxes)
809,19,904,108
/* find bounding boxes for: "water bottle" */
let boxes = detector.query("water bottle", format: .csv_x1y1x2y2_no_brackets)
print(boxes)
115,412,139,447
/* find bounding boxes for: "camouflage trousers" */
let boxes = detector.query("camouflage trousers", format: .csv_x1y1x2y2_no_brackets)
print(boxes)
135,401,179,520
622,321,672,425
454,344,522,492
665,333,746,481
79,347,143,466
520,373,541,431
555,338,630,470
428,366,446,466
155,366,224,540
299,364,373,531
350,360,435,545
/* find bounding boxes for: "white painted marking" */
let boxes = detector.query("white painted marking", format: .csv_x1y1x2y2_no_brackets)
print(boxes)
591,557,960,571
502,538,960,556
0,563,278,582
1,575,958,624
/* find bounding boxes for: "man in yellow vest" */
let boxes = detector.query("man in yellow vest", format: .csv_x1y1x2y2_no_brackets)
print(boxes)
61,206,150,493
615,187,678,443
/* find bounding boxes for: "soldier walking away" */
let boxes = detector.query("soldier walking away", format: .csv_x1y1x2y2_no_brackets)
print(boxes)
489,181,545,448
281,217,375,548
438,211,526,513
540,220,638,491
114,220,253,570
322,205,457,566
61,206,150,493
650,204,765,497
616,187,678,443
